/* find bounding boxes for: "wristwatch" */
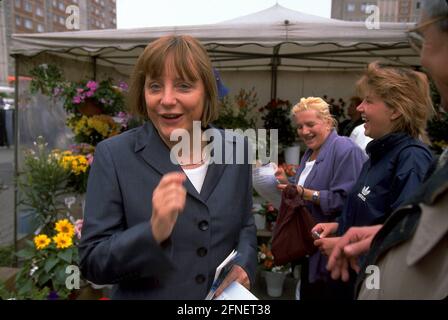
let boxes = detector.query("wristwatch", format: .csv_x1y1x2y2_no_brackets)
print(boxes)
312,191,320,202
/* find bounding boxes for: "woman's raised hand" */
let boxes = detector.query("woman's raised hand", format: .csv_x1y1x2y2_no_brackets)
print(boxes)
151,172,187,243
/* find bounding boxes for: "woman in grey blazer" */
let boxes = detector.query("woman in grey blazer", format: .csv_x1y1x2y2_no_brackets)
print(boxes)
78,35,257,299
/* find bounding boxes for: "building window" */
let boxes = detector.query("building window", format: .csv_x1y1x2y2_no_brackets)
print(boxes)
360,3,375,13
36,7,44,17
58,2,65,11
24,19,33,29
59,16,65,25
15,0,21,8
53,0,57,7
101,23,105,28
416,2,421,9
112,18,116,24
15,16,21,26
347,3,356,12
24,0,33,12
37,24,45,32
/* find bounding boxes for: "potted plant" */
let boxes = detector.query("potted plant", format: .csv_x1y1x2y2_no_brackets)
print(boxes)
29,64,135,146
214,87,259,130
260,99,298,162
258,244,291,297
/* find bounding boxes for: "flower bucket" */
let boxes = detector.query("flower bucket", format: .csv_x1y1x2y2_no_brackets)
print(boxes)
264,271,286,297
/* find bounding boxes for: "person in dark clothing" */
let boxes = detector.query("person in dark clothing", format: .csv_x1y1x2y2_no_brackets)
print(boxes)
338,96,363,137
326,0,448,300
0,97,9,147
311,62,434,299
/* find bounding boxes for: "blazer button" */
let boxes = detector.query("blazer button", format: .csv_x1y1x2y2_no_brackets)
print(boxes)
198,220,209,231
197,247,208,257
195,274,206,284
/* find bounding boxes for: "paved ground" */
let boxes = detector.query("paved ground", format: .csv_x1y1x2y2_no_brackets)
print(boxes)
0,147,14,246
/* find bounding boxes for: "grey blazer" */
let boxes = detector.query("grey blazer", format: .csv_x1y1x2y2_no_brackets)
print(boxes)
78,122,257,299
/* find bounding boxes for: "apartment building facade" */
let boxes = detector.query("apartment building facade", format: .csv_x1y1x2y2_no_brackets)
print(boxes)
0,0,117,86
331,0,421,23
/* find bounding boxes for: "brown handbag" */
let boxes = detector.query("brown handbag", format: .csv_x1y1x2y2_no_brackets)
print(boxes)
271,184,317,266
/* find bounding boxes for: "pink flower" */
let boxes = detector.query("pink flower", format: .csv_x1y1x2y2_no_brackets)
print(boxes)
118,81,128,91
72,96,82,104
86,80,98,91
53,87,62,96
74,219,83,240
85,90,94,97
76,88,84,94
86,153,94,165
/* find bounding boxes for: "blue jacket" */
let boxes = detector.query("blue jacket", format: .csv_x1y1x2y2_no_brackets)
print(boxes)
79,122,257,299
337,133,433,235
294,130,367,282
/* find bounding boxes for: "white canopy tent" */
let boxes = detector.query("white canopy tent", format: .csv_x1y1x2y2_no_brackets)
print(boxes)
11,4,419,92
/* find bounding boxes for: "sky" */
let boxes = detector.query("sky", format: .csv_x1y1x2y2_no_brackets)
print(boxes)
117,0,332,29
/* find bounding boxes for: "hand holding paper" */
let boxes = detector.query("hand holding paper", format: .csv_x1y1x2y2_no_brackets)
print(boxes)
252,162,282,209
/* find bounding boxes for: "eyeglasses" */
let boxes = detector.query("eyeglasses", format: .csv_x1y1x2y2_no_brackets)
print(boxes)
407,16,446,53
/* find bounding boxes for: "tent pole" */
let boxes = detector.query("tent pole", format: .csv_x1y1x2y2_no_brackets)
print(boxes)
12,55,19,263
270,46,280,101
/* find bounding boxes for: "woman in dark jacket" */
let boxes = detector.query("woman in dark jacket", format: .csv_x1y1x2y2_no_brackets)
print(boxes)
313,62,434,298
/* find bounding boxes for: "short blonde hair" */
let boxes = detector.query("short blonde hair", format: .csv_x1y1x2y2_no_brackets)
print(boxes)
128,35,219,127
292,97,337,128
356,62,434,143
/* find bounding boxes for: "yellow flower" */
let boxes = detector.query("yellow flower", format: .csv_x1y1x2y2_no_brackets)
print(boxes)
53,233,73,249
34,234,51,250
54,219,75,238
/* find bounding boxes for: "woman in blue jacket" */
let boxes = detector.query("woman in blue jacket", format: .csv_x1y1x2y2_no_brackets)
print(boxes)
277,97,367,300
313,62,434,297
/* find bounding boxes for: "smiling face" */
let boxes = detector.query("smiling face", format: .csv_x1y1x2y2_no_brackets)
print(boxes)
144,59,205,148
356,92,400,139
294,109,332,151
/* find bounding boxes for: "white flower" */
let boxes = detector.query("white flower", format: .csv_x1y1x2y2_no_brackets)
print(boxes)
30,265,39,276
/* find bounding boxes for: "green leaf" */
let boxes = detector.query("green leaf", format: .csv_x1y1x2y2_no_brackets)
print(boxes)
37,271,52,287
44,257,59,273
53,264,69,286
58,249,73,264
16,248,35,260
17,278,33,296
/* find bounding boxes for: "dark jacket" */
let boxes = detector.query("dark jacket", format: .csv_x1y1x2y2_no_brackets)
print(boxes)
79,122,257,299
355,152,448,297
337,133,433,235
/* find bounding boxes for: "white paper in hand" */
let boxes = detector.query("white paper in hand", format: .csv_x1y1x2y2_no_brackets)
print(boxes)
214,281,258,300
205,250,238,300
252,162,282,209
